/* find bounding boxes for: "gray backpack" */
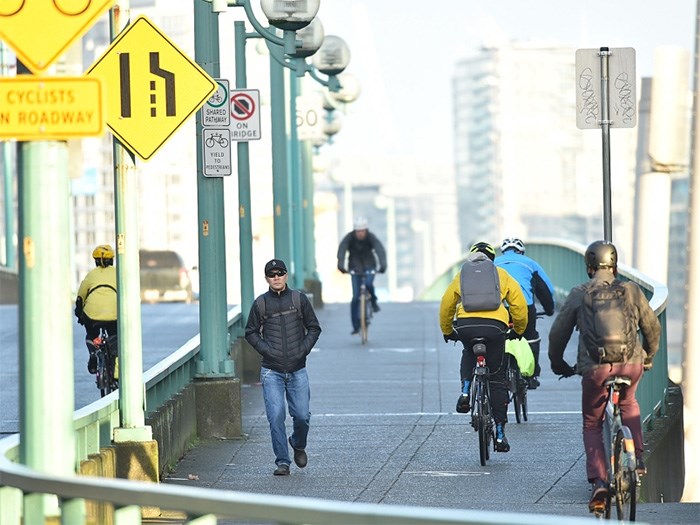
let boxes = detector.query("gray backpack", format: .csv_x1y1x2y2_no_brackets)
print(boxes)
459,254,502,312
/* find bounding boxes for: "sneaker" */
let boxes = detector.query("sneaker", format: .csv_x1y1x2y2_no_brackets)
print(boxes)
273,464,290,476
527,377,540,390
636,458,647,477
87,353,97,374
351,329,360,335
288,437,307,468
372,302,381,313
495,423,510,452
456,394,470,413
588,479,608,512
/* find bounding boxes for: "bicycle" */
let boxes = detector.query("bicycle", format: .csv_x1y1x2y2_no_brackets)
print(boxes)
595,375,638,522
92,327,119,397
466,336,495,466
205,132,229,149
350,270,375,344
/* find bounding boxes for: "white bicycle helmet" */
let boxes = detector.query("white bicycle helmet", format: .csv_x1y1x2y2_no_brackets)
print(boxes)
500,238,525,254
353,216,369,230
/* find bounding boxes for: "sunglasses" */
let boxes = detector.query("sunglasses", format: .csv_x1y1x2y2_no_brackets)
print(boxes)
266,270,287,278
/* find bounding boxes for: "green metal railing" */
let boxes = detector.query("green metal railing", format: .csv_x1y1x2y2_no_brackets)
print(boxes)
0,239,667,524
421,237,670,426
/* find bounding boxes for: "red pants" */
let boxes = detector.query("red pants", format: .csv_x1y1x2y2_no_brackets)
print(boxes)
581,363,643,482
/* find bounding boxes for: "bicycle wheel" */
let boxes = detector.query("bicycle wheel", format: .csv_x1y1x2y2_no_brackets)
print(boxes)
519,377,528,422
475,381,488,466
613,430,637,522
359,291,368,344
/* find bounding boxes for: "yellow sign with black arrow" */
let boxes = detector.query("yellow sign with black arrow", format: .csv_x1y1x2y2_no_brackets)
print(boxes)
87,15,217,160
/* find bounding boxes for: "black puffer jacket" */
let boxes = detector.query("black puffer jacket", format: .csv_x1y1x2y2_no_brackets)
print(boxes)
245,287,321,373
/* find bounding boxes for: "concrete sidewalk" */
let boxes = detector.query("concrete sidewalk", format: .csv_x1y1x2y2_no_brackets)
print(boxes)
164,301,698,524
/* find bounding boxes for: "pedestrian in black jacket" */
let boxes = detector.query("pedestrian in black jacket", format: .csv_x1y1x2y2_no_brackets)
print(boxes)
245,259,321,476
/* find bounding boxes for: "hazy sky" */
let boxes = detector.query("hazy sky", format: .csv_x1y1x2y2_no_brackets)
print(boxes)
304,0,697,165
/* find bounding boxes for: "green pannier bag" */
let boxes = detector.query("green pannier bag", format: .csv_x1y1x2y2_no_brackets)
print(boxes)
505,338,535,377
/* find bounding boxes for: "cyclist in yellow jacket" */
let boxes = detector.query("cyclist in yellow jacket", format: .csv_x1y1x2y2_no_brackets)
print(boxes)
75,245,117,374
439,241,528,452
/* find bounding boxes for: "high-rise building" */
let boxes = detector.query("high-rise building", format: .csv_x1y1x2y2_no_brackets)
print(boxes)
452,42,638,257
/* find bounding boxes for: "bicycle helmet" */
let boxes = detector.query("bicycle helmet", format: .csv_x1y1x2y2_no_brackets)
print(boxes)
353,216,369,231
584,240,617,276
500,238,525,254
469,241,496,261
92,244,115,267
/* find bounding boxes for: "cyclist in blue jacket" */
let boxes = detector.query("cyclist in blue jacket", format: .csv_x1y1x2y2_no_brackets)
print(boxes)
495,238,555,389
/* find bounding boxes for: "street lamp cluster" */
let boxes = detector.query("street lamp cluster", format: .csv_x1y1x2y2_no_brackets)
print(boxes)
217,0,355,308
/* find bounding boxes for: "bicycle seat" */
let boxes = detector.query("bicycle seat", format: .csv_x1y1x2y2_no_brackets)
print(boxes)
604,376,632,388
469,337,488,357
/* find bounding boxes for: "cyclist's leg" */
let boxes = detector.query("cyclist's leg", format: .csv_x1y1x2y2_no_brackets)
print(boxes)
581,367,610,483
523,305,541,383
350,274,362,332
84,319,99,373
615,363,644,460
365,273,378,306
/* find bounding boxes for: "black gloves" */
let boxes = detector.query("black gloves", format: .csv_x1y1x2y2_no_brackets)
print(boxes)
378,266,386,274
443,331,459,343
551,360,576,378
337,265,347,274
74,297,85,325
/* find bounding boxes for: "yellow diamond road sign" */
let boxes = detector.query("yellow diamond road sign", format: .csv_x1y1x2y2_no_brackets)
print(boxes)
0,76,104,140
87,15,217,160
0,0,115,75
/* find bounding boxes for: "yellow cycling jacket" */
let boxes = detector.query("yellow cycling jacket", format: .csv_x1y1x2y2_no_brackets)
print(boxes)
439,266,528,336
77,266,117,321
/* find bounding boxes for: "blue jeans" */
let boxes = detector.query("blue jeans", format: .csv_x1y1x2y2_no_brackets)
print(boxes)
350,272,376,331
260,366,311,466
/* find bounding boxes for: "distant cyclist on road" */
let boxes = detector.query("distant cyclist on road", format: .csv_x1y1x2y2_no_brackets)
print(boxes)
440,241,528,452
548,240,660,512
74,245,118,374
495,237,555,389
337,217,387,335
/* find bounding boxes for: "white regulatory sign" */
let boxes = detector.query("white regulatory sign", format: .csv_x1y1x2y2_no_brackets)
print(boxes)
202,128,232,177
575,48,636,129
230,89,261,141
202,79,230,128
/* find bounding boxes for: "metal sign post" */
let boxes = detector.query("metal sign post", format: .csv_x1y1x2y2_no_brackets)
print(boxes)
575,46,637,242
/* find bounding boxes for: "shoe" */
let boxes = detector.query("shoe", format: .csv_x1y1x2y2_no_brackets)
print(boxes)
372,302,380,313
87,353,97,374
351,329,360,335
288,437,307,468
273,464,290,476
495,423,510,452
456,394,470,413
588,479,608,512
636,457,647,477
527,377,540,390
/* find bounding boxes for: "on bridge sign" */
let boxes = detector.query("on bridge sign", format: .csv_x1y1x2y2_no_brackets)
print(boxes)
575,47,636,129
229,89,261,142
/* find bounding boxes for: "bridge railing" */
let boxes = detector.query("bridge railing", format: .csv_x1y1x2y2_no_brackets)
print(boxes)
0,239,667,523
421,237,670,426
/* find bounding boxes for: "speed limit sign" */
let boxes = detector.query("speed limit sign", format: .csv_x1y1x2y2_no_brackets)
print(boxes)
296,93,325,141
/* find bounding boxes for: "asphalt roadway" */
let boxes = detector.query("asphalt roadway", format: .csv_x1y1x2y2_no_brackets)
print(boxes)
163,301,699,525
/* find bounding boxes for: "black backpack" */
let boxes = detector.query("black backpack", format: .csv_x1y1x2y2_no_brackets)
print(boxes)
255,289,303,321
581,280,637,363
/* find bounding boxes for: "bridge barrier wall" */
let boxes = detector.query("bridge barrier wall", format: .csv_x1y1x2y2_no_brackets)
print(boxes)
0,267,18,304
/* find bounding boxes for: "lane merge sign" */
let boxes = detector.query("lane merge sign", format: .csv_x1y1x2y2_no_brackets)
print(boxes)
230,89,261,141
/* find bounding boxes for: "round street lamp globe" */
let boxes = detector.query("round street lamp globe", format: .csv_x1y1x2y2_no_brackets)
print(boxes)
335,72,361,103
260,0,320,31
292,17,324,58
312,35,350,76
323,111,342,137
